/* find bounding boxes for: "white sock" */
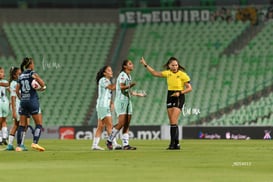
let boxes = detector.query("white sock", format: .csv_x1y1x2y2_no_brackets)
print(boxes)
2,127,8,139
92,137,100,147
108,128,119,142
0,130,2,142
8,135,15,145
122,133,129,146
113,138,119,146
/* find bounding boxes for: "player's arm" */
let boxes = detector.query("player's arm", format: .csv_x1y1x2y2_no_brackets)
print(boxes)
140,57,163,77
32,73,45,87
181,82,192,94
120,82,136,90
16,83,21,99
0,82,9,87
11,96,17,120
171,82,192,97
131,91,146,97
106,83,116,91
32,73,46,90
110,100,114,112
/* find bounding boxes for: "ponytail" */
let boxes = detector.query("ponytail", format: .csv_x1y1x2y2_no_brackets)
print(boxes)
20,57,32,72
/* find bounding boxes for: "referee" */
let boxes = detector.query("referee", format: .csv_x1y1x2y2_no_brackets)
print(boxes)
140,56,192,150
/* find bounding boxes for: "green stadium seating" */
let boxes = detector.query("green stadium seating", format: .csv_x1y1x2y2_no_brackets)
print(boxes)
1,20,272,127
1,22,117,126
128,21,272,126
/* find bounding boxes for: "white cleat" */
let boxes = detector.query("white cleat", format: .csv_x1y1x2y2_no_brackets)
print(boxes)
91,146,105,151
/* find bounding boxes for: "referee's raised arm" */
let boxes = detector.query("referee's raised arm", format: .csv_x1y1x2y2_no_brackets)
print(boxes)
140,57,162,77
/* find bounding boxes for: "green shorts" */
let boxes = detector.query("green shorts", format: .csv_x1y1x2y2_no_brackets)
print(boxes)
114,99,132,116
96,106,111,120
0,101,9,117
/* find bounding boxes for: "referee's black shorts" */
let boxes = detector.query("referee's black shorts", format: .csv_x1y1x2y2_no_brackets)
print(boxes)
166,90,185,110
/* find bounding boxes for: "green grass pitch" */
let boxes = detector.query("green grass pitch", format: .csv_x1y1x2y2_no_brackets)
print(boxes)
0,139,272,182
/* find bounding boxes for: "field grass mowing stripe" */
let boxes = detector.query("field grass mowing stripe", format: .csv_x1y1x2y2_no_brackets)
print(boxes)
0,139,272,182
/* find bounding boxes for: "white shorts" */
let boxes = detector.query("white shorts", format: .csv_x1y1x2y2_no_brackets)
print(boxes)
0,100,9,117
96,106,111,120
114,99,132,116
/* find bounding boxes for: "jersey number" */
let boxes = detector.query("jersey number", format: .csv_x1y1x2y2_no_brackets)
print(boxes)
21,80,31,92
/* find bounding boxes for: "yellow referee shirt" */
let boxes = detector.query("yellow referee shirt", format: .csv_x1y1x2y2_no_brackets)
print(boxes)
161,70,190,91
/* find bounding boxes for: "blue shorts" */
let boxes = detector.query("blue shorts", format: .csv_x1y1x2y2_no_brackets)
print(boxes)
19,99,41,116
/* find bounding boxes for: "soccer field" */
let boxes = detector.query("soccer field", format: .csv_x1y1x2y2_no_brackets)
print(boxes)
1,139,272,182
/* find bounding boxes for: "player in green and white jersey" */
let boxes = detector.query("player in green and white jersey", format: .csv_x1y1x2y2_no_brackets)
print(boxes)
106,60,146,150
91,65,121,150
0,67,9,145
6,67,32,151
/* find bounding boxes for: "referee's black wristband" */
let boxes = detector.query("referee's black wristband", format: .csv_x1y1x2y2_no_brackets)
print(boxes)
144,64,148,67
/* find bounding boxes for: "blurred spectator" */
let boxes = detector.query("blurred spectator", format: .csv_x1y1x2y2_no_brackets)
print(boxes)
235,6,258,25
265,6,273,21
210,7,233,22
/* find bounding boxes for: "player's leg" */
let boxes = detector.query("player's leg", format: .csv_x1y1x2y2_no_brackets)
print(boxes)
16,115,28,151
0,101,9,145
7,99,21,150
31,113,45,151
167,107,181,150
0,121,2,145
106,114,128,149
104,116,122,150
121,115,136,150
91,119,105,150
1,118,8,145
106,100,127,150
6,118,19,150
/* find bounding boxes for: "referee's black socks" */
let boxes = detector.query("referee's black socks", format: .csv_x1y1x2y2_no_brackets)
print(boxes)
170,124,179,146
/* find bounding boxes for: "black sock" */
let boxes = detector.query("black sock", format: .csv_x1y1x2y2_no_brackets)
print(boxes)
17,125,25,146
170,125,178,146
33,124,42,144
174,126,179,145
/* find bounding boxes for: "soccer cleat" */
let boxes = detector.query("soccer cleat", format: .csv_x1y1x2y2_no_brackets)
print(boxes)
113,143,122,150
5,144,15,151
91,146,105,150
106,140,113,150
123,145,137,150
2,138,8,145
15,146,22,152
166,144,181,150
31,143,45,152
15,145,28,152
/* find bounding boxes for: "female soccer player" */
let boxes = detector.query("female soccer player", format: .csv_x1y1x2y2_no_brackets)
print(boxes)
106,60,145,150
16,57,46,152
6,67,33,151
140,57,192,150
5,67,21,150
0,67,9,146
91,65,121,150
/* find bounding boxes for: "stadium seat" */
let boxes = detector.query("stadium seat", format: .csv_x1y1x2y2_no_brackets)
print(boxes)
1,22,117,126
